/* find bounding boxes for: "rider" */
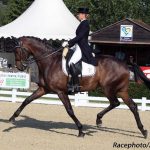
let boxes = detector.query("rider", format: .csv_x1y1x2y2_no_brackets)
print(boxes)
62,7,97,93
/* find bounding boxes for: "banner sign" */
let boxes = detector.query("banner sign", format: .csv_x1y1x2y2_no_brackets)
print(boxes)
140,66,150,79
120,25,133,41
0,72,30,89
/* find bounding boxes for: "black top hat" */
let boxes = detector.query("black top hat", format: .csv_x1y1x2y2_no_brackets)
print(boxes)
77,7,89,14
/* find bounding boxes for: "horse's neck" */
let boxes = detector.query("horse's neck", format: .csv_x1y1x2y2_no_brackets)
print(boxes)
30,45,52,59
25,38,62,67
36,52,62,69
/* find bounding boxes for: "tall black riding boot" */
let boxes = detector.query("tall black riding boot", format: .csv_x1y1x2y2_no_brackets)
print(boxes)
68,63,80,93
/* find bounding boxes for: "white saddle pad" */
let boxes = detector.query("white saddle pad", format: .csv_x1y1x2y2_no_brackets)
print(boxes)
62,57,96,77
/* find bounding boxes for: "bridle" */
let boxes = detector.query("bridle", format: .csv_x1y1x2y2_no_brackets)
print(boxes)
15,41,31,68
15,40,63,68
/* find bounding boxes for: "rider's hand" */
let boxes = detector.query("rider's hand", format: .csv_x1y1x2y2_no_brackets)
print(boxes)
63,47,69,58
62,41,68,47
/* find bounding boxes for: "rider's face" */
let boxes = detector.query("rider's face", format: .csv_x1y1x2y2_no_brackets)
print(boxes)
77,13,87,21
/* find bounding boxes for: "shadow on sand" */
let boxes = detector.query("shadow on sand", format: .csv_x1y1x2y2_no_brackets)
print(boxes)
0,115,144,138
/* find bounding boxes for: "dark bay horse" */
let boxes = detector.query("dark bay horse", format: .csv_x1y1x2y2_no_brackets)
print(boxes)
9,36,148,138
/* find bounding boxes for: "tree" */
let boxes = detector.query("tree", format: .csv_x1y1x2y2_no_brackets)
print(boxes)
1,0,150,28
0,1,7,26
2,0,34,25
139,0,150,24
64,0,150,31
1,0,9,5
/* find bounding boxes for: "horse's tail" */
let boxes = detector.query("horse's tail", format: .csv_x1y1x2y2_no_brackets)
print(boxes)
132,63,150,90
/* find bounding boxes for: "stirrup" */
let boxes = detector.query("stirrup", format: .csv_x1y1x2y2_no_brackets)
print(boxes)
67,83,74,94
67,85,81,94
74,85,81,92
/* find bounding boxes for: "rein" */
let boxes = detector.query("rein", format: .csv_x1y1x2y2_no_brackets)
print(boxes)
26,47,63,64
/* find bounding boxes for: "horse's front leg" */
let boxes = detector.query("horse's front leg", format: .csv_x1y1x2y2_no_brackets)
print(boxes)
9,87,46,123
57,92,85,137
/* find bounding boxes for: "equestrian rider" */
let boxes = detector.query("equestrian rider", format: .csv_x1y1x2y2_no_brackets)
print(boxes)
62,7,97,93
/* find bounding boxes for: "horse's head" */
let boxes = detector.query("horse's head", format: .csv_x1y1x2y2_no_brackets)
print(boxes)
12,36,31,71
11,36,58,71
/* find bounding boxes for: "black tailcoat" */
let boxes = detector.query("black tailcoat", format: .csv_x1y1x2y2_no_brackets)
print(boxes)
68,20,97,66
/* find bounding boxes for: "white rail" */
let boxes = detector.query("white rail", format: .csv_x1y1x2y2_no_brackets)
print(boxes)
0,89,150,111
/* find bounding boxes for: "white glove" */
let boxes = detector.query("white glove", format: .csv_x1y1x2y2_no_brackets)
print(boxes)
62,41,68,47
63,47,69,58
92,53,95,57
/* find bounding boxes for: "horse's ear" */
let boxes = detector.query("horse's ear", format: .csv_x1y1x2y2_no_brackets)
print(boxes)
11,36,19,46
11,36,17,41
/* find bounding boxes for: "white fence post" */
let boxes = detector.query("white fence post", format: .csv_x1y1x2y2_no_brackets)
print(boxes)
74,92,89,107
74,93,79,107
141,97,146,111
12,88,17,103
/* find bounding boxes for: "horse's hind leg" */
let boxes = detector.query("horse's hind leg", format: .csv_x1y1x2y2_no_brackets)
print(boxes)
119,91,148,139
57,92,85,137
9,87,46,123
96,88,120,127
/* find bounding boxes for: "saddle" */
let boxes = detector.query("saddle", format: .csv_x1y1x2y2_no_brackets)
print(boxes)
65,48,82,77
62,47,96,94
62,48,96,77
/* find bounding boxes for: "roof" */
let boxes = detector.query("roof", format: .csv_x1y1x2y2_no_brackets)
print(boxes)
0,0,79,40
91,18,150,45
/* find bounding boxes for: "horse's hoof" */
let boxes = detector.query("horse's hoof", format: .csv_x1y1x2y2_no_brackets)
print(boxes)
78,132,85,137
96,119,102,128
9,117,15,124
142,130,148,139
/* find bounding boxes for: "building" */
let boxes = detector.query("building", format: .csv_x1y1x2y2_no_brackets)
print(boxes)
91,18,150,66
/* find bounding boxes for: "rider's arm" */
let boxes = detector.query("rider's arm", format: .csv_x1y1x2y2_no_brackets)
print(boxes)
68,21,89,47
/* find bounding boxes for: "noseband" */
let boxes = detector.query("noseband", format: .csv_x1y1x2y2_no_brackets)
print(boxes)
15,41,31,68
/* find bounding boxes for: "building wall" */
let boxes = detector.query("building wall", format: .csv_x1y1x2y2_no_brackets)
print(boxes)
95,44,150,66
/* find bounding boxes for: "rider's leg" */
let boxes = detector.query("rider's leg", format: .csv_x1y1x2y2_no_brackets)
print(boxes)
69,63,80,90
68,45,82,93
68,44,82,66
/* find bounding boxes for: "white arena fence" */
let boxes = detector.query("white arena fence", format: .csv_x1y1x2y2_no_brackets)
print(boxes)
0,89,150,111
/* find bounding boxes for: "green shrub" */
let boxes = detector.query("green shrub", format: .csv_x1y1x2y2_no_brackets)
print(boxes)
89,82,150,99
128,82,150,99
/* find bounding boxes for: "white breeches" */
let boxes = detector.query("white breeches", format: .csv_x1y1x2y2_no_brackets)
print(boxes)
68,44,82,66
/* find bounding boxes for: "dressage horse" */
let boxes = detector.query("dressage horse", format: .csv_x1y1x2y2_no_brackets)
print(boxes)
9,36,148,138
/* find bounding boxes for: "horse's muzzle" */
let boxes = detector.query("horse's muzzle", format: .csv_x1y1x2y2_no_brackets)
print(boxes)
16,61,28,71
